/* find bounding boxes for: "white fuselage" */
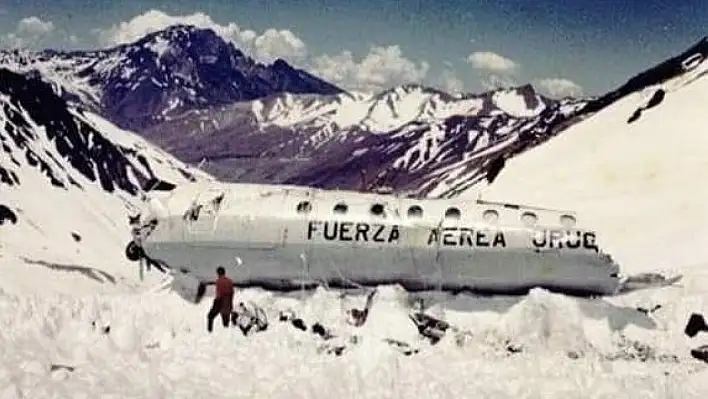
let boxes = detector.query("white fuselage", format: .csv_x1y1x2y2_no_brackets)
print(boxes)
132,181,622,295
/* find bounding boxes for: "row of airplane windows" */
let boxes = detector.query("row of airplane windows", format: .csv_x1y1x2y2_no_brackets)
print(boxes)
294,200,577,227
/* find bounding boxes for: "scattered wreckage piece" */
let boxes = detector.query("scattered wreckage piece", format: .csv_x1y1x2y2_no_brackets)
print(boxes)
618,273,683,294
345,290,377,327
684,313,708,364
231,301,269,336
684,313,708,338
383,338,420,356
604,335,680,363
690,345,708,363
408,312,451,345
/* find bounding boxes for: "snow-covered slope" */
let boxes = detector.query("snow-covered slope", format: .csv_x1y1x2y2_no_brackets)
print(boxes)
0,68,212,296
476,49,708,276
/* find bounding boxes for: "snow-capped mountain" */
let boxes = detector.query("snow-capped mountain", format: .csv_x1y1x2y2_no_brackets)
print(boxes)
0,67,211,295
0,24,343,131
141,36,708,198
141,82,587,197
3,27,707,199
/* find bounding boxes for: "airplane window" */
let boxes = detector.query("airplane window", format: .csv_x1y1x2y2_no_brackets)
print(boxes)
560,214,576,228
483,209,499,223
445,207,461,220
370,203,385,216
296,201,312,214
407,205,423,218
521,211,538,227
333,202,348,214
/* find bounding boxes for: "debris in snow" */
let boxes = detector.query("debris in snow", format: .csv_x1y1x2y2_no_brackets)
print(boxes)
605,335,679,363
636,304,663,315
278,308,308,332
311,322,335,340
383,338,420,356
345,289,377,327
685,313,708,338
71,232,81,242
91,320,111,335
690,345,708,363
49,364,75,373
409,312,451,345
230,301,268,336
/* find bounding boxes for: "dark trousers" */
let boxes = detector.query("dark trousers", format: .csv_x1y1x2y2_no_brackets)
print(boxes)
207,296,232,332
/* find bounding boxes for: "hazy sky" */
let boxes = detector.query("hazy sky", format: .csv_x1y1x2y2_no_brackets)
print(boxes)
1,0,706,97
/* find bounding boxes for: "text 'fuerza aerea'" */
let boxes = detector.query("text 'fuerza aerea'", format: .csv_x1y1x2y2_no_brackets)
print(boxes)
305,220,598,250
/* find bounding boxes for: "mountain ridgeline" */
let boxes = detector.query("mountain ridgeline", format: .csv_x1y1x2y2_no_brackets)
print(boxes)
1,26,707,197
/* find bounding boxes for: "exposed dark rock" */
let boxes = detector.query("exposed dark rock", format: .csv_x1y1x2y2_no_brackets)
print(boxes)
0,204,17,225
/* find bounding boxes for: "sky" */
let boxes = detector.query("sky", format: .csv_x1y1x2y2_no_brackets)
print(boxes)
0,0,706,97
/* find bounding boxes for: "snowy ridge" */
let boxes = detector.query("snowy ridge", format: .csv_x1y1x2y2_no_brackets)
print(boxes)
0,68,212,296
250,84,549,132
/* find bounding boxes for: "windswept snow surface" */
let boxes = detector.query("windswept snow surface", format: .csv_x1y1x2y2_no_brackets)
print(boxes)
1,285,707,399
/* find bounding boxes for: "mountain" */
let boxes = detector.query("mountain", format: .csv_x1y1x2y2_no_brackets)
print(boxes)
141,83,587,197
2,28,707,199
0,25,589,197
0,24,343,131
0,67,212,295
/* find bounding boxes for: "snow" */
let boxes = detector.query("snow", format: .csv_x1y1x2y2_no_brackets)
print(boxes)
475,61,708,275
4,52,708,399
251,86,489,133
492,89,545,117
145,36,171,60
0,100,211,297
1,283,706,398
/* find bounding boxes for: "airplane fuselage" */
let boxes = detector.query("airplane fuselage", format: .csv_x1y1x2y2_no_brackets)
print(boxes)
128,182,622,296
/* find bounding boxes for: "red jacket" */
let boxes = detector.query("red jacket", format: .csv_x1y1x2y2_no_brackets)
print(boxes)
215,276,234,298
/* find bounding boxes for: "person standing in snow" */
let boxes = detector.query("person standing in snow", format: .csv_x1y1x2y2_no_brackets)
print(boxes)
207,266,235,333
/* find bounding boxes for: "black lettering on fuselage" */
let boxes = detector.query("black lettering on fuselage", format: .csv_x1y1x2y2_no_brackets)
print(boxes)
532,230,598,251
339,222,353,241
306,220,399,243
355,223,369,241
373,224,386,242
427,227,507,248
